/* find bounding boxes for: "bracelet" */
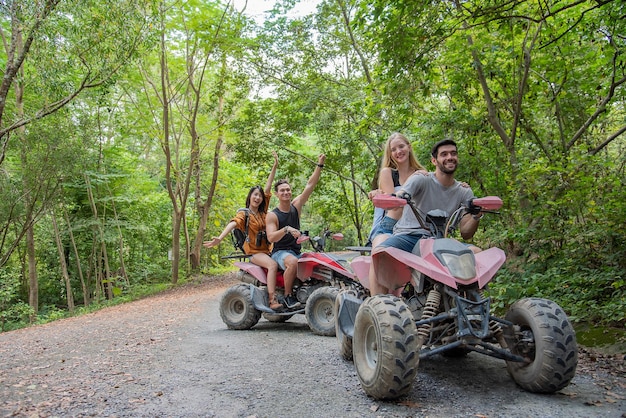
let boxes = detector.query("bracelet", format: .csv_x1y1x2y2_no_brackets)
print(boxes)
317,163,324,168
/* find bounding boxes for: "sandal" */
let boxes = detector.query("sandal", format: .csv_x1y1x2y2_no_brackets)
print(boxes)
269,296,282,311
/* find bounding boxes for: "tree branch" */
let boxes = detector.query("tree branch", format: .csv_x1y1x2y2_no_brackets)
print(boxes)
283,147,369,195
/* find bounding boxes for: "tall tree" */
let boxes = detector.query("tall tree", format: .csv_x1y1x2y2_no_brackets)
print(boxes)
0,0,157,313
137,0,250,281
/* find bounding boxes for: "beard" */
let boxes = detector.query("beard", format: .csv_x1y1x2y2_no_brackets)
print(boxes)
438,160,457,174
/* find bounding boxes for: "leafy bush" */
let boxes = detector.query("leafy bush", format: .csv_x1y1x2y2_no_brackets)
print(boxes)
490,259,626,326
0,269,35,331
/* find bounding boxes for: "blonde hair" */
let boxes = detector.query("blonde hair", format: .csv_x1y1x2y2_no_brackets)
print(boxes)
381,132,425,171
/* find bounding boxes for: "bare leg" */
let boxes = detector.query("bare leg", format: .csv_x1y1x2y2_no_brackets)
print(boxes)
282,254,298,295
251,253,280,308
251,253,278,294
470,245,482,254
368,233,390,295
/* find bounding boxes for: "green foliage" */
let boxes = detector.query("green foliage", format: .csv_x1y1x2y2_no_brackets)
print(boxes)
0,268,35,331
491,260,626,326
487,145,626,326
1,0,624,333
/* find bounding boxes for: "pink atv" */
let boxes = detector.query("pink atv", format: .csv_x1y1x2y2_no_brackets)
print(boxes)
335,194,578,400
219,229,369,336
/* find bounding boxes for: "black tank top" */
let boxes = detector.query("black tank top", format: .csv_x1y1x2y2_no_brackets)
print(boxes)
391,169,401,187
271,204,301,254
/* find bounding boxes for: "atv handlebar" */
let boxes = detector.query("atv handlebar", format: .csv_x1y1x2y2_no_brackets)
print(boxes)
297,229,344,251
331,232,344,241
374,194,502,212
468,196,503,213
372,194,408,210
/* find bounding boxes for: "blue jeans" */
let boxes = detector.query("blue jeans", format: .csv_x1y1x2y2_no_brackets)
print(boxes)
271,250,301,270
378,233,427,253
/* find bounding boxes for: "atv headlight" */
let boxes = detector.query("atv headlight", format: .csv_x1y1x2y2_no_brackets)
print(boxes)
441,252,476,280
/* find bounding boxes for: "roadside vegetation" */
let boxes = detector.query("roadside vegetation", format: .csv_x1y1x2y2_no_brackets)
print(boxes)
0,0,624,334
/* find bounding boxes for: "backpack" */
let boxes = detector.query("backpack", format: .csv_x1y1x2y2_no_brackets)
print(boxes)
231,208,250,253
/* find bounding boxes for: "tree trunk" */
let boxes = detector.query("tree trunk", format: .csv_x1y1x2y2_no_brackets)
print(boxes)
26,224,38,315
85,174,112,298
190,89,224,270
171,212,182,284
157,7,179,284
107,189,129,287
51,211,74,312
64,208,89,307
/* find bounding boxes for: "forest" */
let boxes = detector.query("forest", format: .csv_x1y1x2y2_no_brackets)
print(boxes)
0,0,624,332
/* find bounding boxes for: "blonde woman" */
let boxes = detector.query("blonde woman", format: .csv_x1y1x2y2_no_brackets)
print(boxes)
367,132,427,245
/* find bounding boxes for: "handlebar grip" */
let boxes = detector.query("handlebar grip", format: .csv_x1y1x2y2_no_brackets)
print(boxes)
372,194,407,210
471,196,503,210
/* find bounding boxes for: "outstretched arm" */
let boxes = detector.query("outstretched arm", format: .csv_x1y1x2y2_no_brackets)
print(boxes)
292,154,326,212
203,221,237,249
264,151,279,195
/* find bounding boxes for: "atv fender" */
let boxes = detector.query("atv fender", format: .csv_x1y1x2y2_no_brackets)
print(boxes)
297,252,357,281
349,256,371,286
336,291,363,339
234,261,269,285
373,244,506,290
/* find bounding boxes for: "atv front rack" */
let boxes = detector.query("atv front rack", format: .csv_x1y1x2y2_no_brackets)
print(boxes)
415,294,526,363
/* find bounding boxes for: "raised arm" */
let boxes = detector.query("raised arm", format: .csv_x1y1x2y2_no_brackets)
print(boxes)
264,151,279,195
292,154,326,212
203,221,238,249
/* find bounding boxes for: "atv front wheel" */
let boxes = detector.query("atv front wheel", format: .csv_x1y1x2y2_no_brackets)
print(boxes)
504,297,578,393
305,286,339,336
219,284,262,330
353,295,419,400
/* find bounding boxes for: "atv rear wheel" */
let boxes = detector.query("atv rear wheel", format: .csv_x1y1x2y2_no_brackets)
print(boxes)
219,284,262,330
335,290,354,361
504,297,578,393
305,286,339,336
353,295,419,400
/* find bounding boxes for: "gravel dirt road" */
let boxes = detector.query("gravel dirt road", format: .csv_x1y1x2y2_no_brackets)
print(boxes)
1,273,624,417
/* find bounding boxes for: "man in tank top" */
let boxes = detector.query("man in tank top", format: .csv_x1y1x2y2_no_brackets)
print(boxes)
266,154,326,308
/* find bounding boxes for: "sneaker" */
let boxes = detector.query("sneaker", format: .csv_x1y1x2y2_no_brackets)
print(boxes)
284,294,301,309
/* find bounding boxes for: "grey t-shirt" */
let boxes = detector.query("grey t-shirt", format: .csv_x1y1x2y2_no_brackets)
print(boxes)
393,173,475,236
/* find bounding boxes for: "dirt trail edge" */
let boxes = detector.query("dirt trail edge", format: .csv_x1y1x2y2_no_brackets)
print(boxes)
1,273,624,418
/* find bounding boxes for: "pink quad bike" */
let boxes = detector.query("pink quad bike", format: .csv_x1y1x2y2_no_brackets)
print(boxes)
334,194,578,400
219,228,370,336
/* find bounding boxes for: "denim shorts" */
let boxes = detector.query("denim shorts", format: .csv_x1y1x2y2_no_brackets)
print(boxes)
370,215,397,239
378,233,427,253
271,250,301,270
